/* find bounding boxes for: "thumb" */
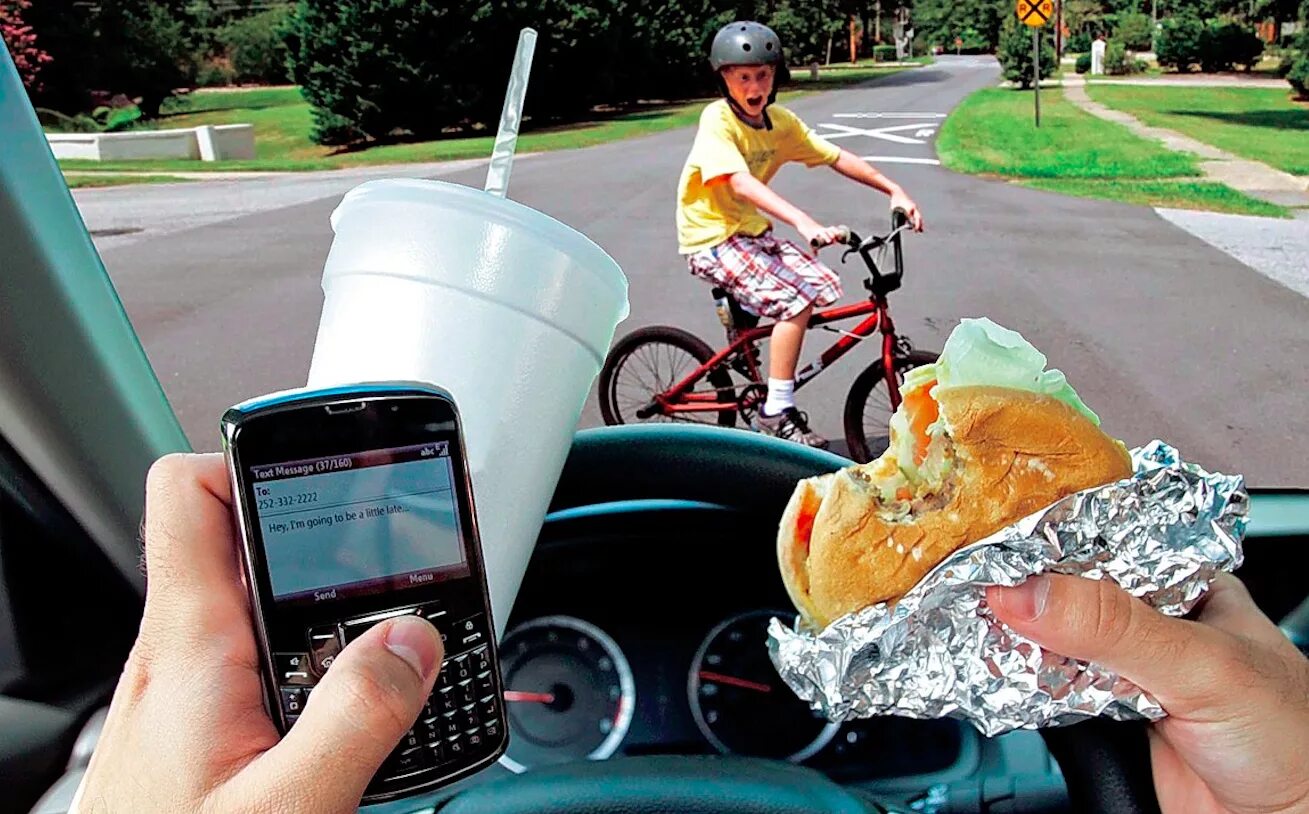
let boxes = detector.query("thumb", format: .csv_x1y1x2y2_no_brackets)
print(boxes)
987,574,1234,716
244,616,443,809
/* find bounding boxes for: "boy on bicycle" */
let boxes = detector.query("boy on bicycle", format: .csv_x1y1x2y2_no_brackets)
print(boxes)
676,21,925,449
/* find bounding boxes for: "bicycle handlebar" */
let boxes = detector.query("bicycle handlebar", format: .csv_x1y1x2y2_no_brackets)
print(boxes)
810,207,912,251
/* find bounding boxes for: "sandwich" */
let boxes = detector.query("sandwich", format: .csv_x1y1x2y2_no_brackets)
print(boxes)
778,318,1132,629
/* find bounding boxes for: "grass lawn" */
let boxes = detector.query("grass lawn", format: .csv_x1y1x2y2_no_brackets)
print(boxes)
58,66,915,179
938,87,1288,217
64,174,192,188
1085,85,1309,175
937,87,1199,178
1018,178,1289,217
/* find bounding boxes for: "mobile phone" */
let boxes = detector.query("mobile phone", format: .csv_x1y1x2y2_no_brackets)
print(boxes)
221,382,508,803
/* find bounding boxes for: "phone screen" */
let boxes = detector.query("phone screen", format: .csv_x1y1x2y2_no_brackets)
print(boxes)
249,442,472,605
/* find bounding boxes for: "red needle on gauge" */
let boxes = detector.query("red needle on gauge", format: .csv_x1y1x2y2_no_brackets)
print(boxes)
698,670,772,693
505,690,557,703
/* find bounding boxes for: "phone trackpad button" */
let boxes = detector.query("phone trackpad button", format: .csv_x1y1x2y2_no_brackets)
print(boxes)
308,626,342,674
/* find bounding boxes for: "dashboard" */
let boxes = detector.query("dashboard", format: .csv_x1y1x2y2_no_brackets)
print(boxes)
494,501,985,788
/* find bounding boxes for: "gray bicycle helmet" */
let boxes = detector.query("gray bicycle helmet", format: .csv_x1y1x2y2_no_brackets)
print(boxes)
709,21,783,70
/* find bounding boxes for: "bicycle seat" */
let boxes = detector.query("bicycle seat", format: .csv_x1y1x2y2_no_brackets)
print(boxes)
710,287,761,330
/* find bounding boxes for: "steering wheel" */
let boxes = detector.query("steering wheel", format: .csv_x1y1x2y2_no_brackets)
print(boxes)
436,425,1161,814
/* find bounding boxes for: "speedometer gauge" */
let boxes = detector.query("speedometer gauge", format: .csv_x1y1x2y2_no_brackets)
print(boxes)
498,615,635,773
688,610,838,762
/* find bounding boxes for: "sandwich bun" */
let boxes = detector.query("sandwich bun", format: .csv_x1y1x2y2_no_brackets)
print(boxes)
778,384,1131,629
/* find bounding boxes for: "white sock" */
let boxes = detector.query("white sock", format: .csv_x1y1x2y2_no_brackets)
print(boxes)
764,378,795,416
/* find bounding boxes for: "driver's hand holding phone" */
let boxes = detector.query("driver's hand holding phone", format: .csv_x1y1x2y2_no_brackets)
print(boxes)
74,383,1307,813
74,384,508,812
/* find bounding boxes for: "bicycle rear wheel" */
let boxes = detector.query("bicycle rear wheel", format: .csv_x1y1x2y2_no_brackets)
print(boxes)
598,326,737,428
843,349,938,463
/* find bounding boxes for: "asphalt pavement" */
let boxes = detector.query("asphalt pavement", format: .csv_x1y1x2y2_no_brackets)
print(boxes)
75,56,1309,485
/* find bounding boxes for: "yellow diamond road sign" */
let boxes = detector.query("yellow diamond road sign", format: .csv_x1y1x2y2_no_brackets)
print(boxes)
1017,0,1053,27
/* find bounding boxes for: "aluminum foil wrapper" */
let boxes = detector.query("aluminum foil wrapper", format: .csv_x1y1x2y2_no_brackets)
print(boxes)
767,441,1248,736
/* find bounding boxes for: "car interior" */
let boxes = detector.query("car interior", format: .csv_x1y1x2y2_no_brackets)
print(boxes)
3,42,1308,814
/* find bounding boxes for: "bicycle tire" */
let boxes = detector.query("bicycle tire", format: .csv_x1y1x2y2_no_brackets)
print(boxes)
598,326,737,428
843,349,939,464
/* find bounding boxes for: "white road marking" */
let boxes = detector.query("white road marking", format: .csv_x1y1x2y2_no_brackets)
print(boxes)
913,128,937,138
818,121,934,144
860,156,942,165
832,112,947,119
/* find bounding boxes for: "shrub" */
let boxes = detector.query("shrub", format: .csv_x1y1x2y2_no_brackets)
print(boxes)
1,0,51,90
1277,52,1295,77
193,57,236,87
1104,40,1130,74
35,104,139,132
997,16,1055,88
217,7,293,84
1156,13,1204,72
1066,30,1092,53
873,44,898,61
1289,54,1309,97
1075,52,1092,73
1199,21,1263,72
1115,12,1154,51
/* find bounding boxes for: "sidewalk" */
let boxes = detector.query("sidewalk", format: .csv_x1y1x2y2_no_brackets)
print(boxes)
1062,82,1309,208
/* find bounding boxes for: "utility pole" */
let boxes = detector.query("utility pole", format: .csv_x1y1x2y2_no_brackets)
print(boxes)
1055,0,1063,59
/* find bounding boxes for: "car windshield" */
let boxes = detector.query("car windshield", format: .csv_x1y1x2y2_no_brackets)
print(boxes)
9,1,1306,489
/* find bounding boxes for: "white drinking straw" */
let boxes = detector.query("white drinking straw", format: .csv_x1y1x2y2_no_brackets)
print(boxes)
484,28,538,198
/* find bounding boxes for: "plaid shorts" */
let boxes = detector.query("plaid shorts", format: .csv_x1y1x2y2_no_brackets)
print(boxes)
687,231,843,320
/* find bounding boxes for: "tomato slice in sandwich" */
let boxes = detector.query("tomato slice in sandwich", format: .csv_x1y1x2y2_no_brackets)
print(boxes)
903,378,939,465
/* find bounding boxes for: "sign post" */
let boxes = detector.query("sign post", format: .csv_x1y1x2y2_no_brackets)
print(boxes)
1033,31,1041,127
1016,0,1052,128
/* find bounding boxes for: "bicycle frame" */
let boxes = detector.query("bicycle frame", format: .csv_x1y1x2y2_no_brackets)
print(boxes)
654,292,903,417
636,212,915,422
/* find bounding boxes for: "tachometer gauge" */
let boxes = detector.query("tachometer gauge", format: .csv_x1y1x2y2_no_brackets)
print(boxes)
688,610,838,762
497,615,635,773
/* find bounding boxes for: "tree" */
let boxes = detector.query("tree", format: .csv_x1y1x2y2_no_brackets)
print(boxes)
0,0,50,90
217,7,292,83
287,0,846,147
912,0,1006,52
998,16,1056,87
1155,12,1205,71
1114,12,1153,50
97,0,193,117
22,0,192,115
1287,0,1308,96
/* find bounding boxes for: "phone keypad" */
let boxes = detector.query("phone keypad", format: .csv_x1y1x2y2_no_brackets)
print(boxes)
274,605,505,794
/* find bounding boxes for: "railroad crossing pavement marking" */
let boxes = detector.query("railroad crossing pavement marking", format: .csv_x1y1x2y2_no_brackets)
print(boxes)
831,112,946,119
817,121,939,145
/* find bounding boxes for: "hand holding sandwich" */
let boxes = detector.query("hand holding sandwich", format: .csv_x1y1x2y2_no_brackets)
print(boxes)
774,317,1309,813
992,573,1309,814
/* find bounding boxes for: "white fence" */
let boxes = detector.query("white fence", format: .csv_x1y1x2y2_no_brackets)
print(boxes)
47,124,255,162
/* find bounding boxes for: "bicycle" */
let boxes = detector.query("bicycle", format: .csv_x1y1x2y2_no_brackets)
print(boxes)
598,210,939,463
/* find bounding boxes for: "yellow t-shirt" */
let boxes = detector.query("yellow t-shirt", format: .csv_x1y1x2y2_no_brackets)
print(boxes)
675,100,841,255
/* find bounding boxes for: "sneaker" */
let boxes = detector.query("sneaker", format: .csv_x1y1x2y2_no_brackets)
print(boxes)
752,407,829,449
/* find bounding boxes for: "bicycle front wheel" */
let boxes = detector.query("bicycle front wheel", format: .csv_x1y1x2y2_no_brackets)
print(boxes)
598,326,737,428
843,349,939,463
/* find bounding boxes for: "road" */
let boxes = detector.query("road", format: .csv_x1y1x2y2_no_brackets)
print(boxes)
75,57,1309,485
